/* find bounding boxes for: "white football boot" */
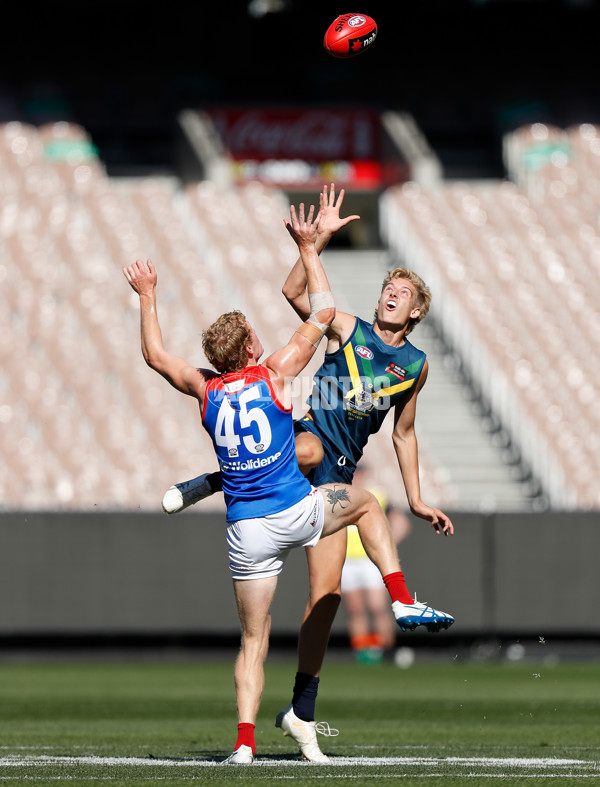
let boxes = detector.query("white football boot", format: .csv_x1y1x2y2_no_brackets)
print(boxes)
275,704,338,762
393,597,454,632
221,744,254,765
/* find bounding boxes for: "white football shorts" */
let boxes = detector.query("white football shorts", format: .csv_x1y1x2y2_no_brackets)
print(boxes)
226,487,324,580
341,555,382,592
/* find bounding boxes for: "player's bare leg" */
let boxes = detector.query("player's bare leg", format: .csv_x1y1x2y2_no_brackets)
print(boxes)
294,427,335,678
224,576,277,765
233,576,276,722
279,485,401,760
275,527,344,763
319,484,400,575
288,486,400,731
277,425,332,681
298,531,346,676
319,484,453,633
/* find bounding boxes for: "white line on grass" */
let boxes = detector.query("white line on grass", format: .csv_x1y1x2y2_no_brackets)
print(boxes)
0,755,599,771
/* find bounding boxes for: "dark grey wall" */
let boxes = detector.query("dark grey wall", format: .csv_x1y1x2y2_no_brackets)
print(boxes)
0,511,598,636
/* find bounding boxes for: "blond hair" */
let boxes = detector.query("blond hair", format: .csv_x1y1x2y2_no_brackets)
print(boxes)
376,267,431,335
202,310,251,373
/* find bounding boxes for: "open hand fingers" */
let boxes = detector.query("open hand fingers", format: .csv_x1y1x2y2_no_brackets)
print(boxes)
320,184,328,210
122,259,143,282
288,203,320,237
123,258,154,285
328,183,336,206
434,511,454,536
442,518,454,536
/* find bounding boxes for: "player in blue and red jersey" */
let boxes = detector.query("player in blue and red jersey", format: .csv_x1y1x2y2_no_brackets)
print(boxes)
123,200,452,765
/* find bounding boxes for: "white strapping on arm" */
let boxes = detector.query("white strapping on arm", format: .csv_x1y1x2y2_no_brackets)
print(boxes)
307,290,335,333
295,289,335,347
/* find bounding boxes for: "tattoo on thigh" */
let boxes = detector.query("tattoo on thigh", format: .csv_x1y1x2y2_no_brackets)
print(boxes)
324,485,350,512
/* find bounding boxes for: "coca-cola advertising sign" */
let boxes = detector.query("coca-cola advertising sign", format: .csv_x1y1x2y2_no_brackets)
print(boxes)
208,107,380,161
205,107,407,189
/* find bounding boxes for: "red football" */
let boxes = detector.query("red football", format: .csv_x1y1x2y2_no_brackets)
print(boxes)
323,13,377,59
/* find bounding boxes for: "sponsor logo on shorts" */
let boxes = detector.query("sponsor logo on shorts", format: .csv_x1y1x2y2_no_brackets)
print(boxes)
355,345,374,360
309,494,320,527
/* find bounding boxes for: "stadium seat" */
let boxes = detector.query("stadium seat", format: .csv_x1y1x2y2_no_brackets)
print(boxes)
381,123,600,509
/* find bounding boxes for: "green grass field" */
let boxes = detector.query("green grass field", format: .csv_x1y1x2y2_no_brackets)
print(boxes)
1,653,599,785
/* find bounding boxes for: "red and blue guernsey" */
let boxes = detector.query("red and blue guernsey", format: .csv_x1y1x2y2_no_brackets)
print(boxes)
202,365,311,521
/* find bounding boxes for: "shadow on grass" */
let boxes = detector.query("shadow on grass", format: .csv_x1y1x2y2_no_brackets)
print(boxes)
149,752,306,764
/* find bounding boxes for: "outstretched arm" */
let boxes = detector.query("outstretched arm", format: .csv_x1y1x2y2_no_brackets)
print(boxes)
391,362,454,536
122,259,213,401
281,183,359,320
265,203,335,392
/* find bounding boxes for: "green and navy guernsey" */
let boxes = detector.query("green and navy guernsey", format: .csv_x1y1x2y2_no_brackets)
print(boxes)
296,316,426,485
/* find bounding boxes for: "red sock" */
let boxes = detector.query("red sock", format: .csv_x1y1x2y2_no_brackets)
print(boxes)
351,634,373,651
383,571,414,605
235,722,256,755
367,633,385,649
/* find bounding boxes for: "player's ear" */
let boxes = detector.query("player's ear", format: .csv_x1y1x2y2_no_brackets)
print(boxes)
410,306,421,320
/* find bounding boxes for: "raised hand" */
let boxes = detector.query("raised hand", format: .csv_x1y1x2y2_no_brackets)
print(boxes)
317,183,360,243
284,202,322,247
411,501,455,536
122,259,157,297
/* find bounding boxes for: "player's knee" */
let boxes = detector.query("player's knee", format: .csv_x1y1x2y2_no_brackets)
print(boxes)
308,578,342,603
362,489,383,517
307,588,342,618
295,436,324,471
347,488,378,523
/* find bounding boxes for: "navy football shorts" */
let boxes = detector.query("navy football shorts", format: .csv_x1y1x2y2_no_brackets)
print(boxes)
294,415,356,487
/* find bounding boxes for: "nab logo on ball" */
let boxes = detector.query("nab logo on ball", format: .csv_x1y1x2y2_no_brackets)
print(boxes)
323,13,377,59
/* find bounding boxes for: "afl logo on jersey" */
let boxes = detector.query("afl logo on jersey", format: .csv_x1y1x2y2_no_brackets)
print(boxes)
355,345,374,360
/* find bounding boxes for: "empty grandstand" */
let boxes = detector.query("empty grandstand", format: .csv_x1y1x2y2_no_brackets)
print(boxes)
381,122,600,510
1,119,598,514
